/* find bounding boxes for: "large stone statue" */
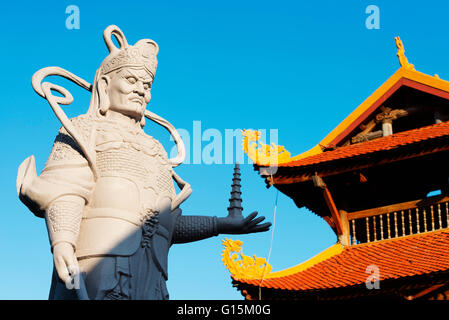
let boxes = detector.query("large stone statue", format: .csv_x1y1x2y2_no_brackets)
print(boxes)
16,25,270,300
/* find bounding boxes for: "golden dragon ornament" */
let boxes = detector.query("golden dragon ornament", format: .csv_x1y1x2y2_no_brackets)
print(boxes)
241,129,292,166
221,238,272,280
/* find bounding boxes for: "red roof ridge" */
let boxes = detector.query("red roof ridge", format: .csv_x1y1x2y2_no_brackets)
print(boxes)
277,121,449,168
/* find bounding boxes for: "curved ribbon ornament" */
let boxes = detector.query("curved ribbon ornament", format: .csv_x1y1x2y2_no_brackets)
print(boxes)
144,110,185,167
32,67,99,179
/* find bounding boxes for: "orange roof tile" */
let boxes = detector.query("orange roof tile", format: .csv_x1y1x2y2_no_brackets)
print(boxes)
277,121,449,168
234,229,449,291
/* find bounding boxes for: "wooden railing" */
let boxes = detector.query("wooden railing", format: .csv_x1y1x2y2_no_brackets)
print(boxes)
347,195,449,245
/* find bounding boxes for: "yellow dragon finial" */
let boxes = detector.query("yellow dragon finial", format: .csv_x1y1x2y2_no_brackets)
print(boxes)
241,129,292,166
221,238,272,280
394,36,415,70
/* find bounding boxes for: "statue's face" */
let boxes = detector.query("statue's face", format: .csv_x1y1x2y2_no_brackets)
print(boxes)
105,67,153,121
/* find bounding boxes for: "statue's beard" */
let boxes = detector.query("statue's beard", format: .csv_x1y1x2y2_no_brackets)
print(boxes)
127,94,147,117
105,101,147,123
130,102,145,116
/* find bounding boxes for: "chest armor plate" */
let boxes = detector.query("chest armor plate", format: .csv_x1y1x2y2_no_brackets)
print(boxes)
89,120,176,220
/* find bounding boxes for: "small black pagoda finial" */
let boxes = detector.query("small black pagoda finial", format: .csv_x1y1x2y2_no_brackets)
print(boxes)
227,162,243,218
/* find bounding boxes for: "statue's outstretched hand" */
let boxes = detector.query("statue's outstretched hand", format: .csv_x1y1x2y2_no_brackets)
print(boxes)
217,211,271,235
53,242,79,284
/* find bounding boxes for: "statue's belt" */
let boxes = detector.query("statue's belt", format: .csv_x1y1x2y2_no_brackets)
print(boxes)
83,207,169,240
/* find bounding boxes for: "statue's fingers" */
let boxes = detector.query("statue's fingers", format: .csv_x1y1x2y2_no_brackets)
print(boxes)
244,211,258,223
71,254,80,270
63,254,78,281
55,256,71,284
67,255,80,277
250,222,272,233
247,216,265,228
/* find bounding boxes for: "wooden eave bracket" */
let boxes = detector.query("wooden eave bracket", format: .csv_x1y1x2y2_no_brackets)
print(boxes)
313,173,344,236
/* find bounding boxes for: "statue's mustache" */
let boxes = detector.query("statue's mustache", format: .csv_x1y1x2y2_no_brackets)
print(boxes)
128,93,145,105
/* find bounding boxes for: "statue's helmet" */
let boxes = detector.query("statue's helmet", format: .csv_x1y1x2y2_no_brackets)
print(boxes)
99,25,159,78
88,25,159,119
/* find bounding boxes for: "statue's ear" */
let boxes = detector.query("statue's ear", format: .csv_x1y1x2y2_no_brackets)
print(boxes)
97,75,110,115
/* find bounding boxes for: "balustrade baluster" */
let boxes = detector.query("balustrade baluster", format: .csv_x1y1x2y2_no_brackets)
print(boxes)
366,217,370,242
423,208,428,233
352,220,356,245
394,212,398,238
409,209,412,235
431,206,435,231
401,210,405,236
387,212,391,239
380,214,384,240
416,208,420,234
446,203,449,228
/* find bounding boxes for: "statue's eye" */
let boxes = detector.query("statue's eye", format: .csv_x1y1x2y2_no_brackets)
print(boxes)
126,76,137,84
143,82,152,90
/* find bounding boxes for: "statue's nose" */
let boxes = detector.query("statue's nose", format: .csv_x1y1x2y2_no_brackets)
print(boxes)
134,81,145,95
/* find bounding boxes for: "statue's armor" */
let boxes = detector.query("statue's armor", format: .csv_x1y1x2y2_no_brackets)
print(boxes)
76,117,177,263
18,113,219,290
28,114,218,282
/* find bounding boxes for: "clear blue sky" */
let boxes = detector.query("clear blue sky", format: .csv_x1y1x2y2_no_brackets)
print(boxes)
1,0,449,300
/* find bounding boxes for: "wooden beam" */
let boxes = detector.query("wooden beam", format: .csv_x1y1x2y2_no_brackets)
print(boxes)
322,186,343,235
404,282,449,300
347,194,449,221
351,130,383,144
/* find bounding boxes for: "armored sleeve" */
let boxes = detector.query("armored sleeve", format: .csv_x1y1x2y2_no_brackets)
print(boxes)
172,215,219,244
45,195,84,250
23,115,95,249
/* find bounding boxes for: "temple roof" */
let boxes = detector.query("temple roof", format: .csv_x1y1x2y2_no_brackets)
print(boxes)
277,120,449,169
233,229,449,294
243,38,449,170
285,67,449,163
